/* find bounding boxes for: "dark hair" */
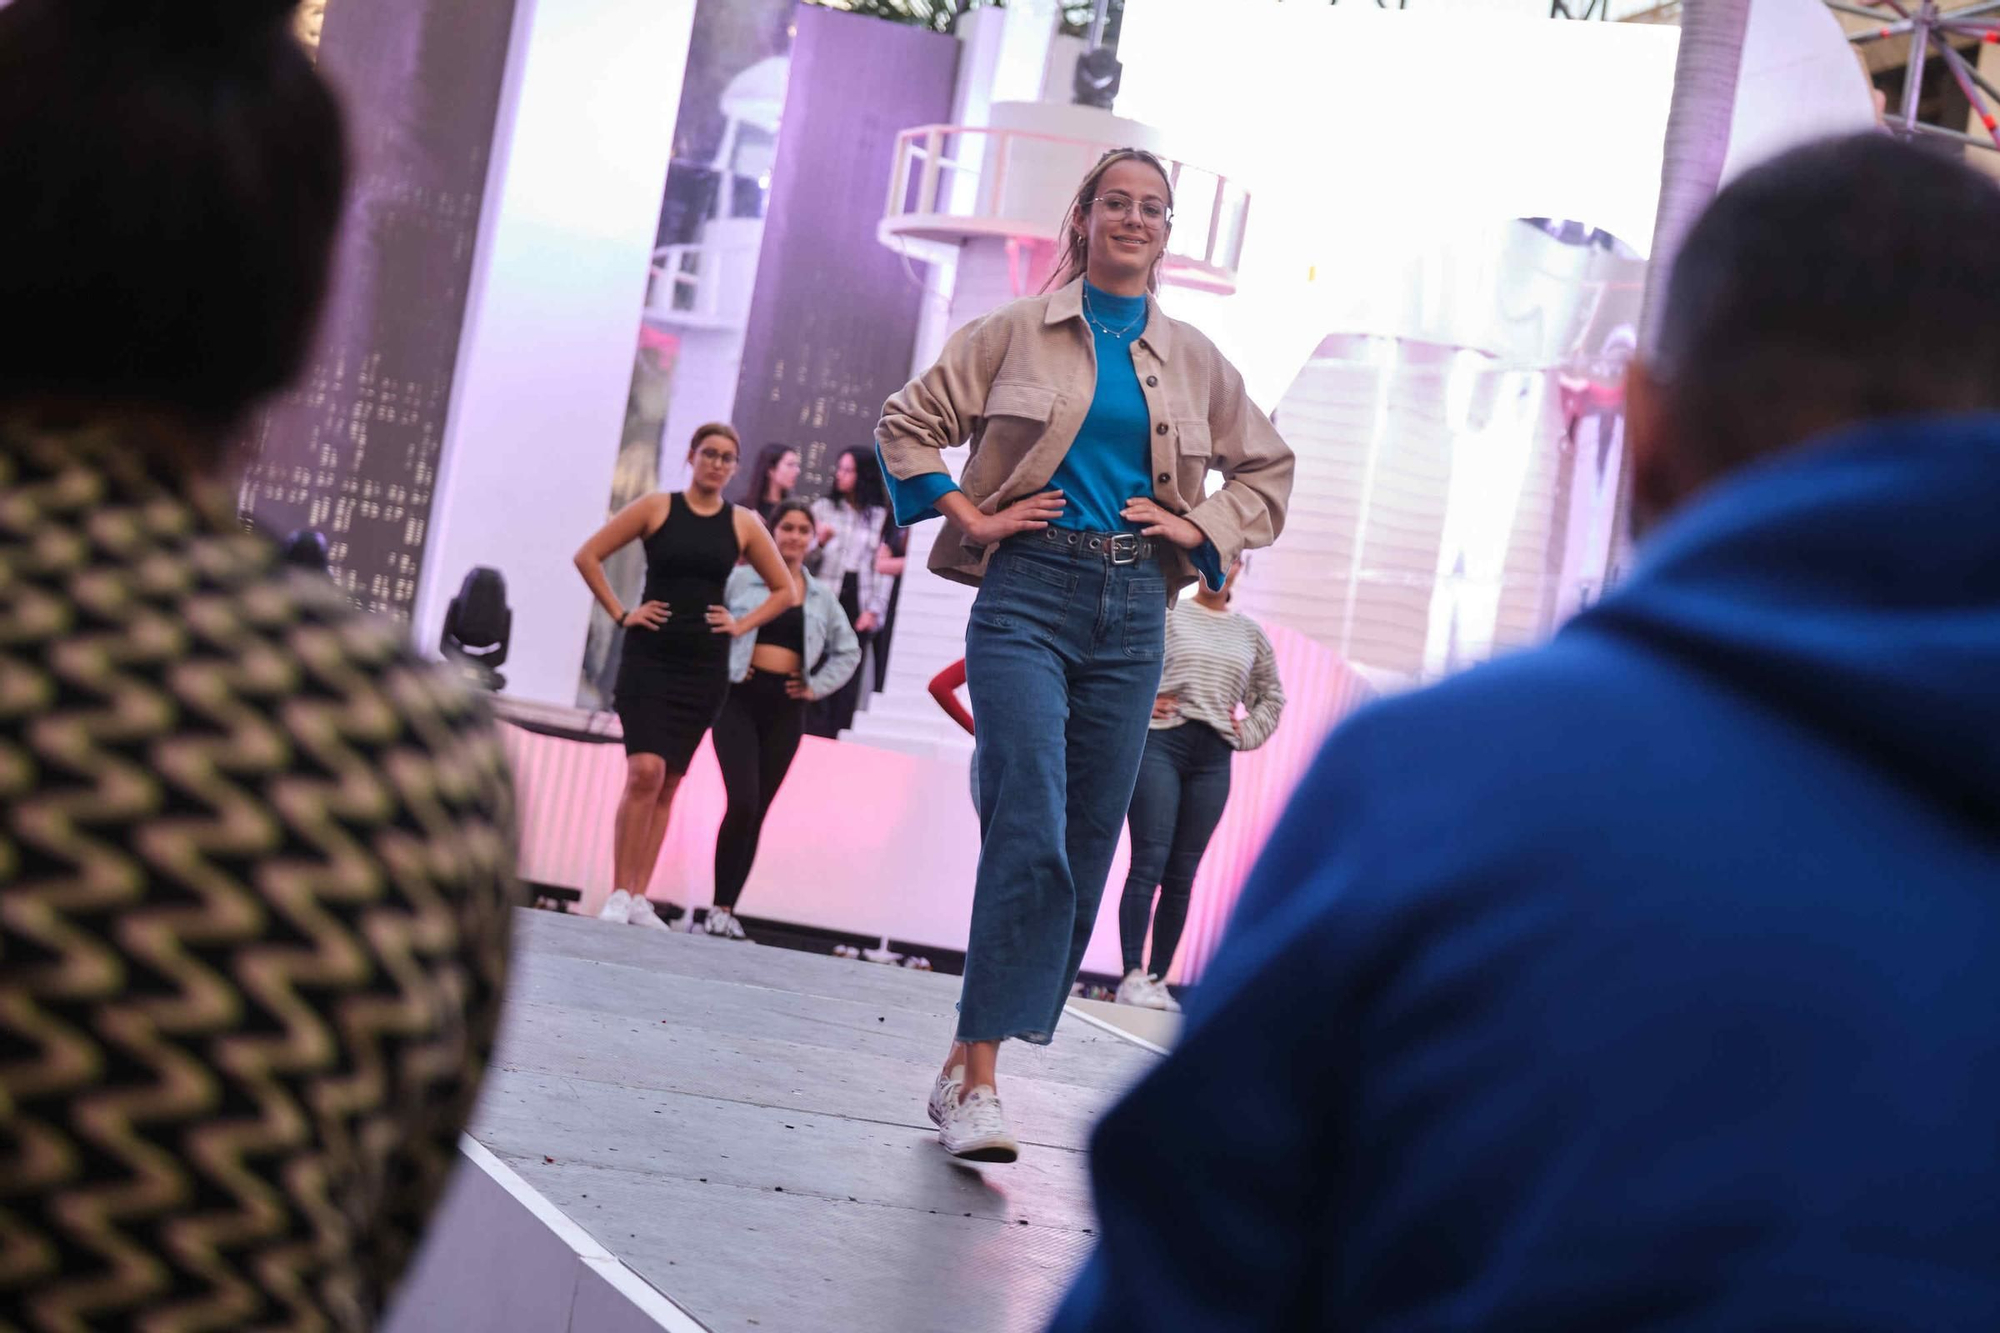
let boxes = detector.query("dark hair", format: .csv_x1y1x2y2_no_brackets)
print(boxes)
0,0,347,438
1044,147,1175,294
749,442,799,504
1651,133,2000,476
280,527,331,571
832,447,886,512
768,498,817,532
688,422,741,458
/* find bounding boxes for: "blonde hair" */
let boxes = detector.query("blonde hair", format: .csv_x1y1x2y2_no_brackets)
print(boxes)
1043,147,1175,295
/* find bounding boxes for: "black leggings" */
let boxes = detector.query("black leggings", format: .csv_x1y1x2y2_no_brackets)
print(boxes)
712,669,807,911
1119,722,1233,977
807,571,873,738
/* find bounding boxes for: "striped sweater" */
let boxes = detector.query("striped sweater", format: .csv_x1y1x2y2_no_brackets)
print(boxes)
1153,600,1286,751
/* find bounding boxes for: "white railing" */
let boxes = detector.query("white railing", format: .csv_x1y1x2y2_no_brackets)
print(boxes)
882,124,1251,288
646,243,717,323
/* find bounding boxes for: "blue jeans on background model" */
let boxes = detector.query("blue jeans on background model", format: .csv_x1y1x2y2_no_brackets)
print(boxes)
1118,721,1233,978
960,533,1166,1044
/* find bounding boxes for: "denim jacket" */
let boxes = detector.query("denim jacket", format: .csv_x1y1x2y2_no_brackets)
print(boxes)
724,564,860,700
875,277,1294,594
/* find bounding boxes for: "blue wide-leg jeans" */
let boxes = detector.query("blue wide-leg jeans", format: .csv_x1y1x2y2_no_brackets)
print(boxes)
959,533,1167,1044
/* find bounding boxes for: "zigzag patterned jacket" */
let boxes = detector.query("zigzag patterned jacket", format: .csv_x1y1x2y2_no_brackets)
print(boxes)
0,418,521,1332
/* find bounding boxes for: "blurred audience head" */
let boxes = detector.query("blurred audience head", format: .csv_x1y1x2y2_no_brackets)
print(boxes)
0,0,348,457
1629,134,2000,530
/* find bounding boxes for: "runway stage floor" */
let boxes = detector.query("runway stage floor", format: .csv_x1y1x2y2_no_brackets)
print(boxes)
466,909,1162,1332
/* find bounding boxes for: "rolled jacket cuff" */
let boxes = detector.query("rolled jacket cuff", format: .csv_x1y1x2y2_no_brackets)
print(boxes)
877,443,959,526
1191,538,1226,592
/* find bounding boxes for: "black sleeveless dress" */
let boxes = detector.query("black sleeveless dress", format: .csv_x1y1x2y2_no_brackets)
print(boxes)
615,492,741,768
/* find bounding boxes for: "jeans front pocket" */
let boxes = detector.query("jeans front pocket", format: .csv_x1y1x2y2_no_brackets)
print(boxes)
1123,576,1167,661
974,545,1079,643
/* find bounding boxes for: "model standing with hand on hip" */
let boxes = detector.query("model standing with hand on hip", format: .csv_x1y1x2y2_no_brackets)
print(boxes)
1116,555,1285,1012
876,147,1294,1161
704,499,862,940
574,423,796,928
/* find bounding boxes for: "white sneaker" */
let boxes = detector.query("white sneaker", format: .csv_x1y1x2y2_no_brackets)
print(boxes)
1151,976,1182,1014
701,907,749,940
937,1086,1018,1163
927,1064,963,1128
598,889,633,925
1116,968,1167,1010
627,896,667,930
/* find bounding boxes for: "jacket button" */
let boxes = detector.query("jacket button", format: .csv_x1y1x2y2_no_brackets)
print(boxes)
1146,375,1158,387
1157,472,1170,483
1155,423,1168,435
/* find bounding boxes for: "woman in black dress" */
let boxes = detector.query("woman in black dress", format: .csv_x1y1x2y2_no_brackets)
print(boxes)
574,423,795,927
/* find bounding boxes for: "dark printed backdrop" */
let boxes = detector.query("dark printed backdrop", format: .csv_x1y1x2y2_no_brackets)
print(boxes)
240,0,518,618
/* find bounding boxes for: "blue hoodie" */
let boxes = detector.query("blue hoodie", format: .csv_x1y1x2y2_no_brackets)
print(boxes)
1050,417,2000,1331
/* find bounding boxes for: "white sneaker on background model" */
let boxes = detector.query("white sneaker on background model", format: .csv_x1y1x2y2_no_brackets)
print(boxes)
626,896,667,930
1116,969,1169,1010
598,889,633,925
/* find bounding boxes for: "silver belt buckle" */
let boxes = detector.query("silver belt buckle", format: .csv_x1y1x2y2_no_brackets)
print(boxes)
1108,532,1141,566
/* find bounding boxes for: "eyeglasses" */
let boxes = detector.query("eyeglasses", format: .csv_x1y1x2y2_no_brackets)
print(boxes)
1090,194,1172,228
696,448,738,466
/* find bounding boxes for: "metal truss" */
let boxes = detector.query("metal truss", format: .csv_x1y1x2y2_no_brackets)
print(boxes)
1830,0,2000,152
1551,0,1682,17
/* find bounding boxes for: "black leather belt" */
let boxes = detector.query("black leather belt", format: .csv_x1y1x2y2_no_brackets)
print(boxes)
1034,527,1155,565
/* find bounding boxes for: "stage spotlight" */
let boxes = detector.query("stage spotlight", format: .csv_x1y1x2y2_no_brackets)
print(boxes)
280,528,330,571
440,566,512,691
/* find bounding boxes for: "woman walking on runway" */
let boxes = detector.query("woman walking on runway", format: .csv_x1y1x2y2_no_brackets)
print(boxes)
876,147,1294,1160
574,423,795,927
704,499,861,940
1116,556,1285,1012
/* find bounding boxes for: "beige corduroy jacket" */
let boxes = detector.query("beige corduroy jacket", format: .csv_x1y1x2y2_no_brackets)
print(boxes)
875,279,1294,593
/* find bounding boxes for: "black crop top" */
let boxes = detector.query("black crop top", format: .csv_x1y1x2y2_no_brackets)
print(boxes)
761,601,806,655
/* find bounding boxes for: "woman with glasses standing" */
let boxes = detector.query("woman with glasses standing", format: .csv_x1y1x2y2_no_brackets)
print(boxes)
575,423,796,928
877,148,1295,1161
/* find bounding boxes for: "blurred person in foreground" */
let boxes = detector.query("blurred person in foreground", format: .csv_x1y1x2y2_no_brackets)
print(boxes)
1050,133,2000,1331
0,1,520,1329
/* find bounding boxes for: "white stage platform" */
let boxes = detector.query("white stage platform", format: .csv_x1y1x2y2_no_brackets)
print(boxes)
384,908,1162,1333
494,618,1373,986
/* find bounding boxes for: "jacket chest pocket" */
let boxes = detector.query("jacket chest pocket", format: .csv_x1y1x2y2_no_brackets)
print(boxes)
987,381,1059,423
1170,418,1213,501
965,381,1061,497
